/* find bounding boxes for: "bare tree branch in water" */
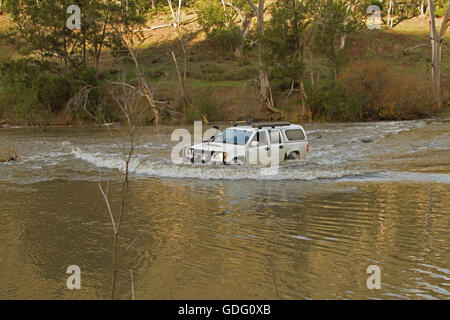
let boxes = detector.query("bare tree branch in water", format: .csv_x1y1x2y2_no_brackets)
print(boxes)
67,33,159,300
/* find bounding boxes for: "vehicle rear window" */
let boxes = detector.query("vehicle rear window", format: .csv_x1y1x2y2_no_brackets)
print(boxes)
285,129,305,141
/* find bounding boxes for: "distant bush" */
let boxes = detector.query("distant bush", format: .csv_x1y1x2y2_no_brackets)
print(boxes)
303,61,438,121
0,59,68,125
185,89,223,123
0,58,109,125
435,6,448,17
196,0,241,53
341,61,437,120
306,79,365,121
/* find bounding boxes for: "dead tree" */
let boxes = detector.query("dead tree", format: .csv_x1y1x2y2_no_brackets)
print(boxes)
133,0,189,116
67,38,160,299
68,83,152,299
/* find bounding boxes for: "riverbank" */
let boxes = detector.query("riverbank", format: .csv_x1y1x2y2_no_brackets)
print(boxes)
0,13,448,125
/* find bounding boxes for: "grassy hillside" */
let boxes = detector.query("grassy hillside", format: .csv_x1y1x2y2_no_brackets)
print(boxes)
0,9,448,125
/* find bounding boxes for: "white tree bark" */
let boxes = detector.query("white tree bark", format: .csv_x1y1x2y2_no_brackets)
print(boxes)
223,1,255,57
340,1,358,49
428,0,449,106
234,13,253,57
246,0,281,114
167,0,188,113
387,0,394,28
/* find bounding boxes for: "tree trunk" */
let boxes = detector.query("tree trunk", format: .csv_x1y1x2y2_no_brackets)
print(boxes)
170,51,187,115
234,14,253,57
428,0,449,106
247,0,281,114
387,1,394,29
298,43,307,116
340,3,353,49
310,49,314,86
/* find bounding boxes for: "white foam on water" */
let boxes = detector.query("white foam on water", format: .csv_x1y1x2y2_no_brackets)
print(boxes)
71,145,450,183
71,146,372,181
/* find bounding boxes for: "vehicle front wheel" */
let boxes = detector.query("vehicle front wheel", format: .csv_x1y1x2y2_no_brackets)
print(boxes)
232,157,245,165
287,152,300,160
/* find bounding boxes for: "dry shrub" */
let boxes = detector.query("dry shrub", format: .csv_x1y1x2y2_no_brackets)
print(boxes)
341,61,438,120
0,146,18,162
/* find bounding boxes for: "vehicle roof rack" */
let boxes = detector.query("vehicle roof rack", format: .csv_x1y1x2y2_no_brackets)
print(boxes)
251,121,291,129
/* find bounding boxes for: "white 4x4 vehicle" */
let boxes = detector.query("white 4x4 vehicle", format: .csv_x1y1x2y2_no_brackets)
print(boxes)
184,122,309,165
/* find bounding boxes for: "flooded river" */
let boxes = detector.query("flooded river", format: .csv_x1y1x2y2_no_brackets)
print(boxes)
0,119,449,299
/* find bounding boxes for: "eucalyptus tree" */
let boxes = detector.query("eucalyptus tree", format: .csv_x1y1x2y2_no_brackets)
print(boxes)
7,0,147,71
196,0,255,56
314,0,359,80
224,0,255,57
265,0,314,114
386,0,425,28
246,0,282,114
0,0,6,14
427,0,449,106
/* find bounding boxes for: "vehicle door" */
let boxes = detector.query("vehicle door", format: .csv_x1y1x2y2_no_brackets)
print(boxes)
268,129,285,163
247,130,271,165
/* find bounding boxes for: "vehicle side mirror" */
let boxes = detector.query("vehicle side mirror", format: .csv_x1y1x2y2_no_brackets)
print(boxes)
250,141,259,148
203,136,215,142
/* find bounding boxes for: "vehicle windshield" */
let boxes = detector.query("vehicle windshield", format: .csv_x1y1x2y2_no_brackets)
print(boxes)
215,129,253,145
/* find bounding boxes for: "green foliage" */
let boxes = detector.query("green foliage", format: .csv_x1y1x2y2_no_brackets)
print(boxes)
0,58,67,125
265,0,312,81
184,88,223,123
306,79,360,121
6,0,147,69
196,0,229,35
435,1,449,17
196,0,249,53
314,0,359,80
0,58,108,125
391,1,424,26
66,66,108,122
0,0,7,14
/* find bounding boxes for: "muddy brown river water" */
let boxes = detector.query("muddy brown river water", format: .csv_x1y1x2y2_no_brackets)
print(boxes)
0,119,449,299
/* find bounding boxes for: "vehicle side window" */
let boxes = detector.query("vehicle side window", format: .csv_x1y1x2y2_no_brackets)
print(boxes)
269,130,282,144
285,129,305,141
252,131,268,145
